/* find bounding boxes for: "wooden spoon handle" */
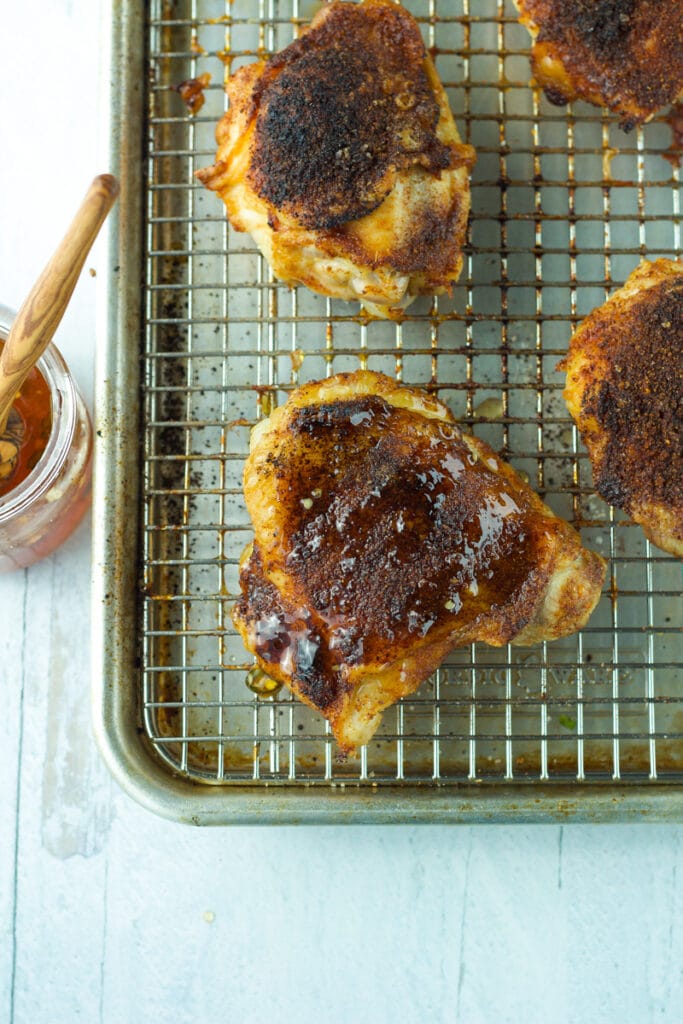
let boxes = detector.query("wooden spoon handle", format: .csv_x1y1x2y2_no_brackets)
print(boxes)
0,173,119,434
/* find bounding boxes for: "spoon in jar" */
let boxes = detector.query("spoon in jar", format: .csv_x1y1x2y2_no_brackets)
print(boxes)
0,174,119,481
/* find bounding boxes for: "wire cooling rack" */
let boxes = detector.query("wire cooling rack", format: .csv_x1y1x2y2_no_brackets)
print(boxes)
139,0,683,790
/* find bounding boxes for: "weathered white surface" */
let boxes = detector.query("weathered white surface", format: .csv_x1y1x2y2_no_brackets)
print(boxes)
1,3,682,1023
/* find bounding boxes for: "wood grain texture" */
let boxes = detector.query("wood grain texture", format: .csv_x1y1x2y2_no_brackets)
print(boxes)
0,570,28,1024
0,175,118,435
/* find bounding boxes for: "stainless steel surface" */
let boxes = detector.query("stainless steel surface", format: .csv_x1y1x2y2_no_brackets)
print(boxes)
93,0,683,824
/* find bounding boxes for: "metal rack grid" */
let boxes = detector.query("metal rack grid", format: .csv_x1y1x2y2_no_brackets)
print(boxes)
140,0,683,789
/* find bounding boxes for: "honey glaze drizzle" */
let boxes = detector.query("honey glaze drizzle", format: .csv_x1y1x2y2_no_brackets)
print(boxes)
238,394,544,699
281,395,533,640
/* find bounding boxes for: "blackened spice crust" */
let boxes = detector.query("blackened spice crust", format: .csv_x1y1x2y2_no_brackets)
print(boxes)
582,278,683,512
518,0,683,127
567,0,638,57
248,1,455,229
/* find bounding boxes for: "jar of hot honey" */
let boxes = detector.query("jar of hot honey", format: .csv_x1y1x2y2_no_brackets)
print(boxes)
0,306,93,571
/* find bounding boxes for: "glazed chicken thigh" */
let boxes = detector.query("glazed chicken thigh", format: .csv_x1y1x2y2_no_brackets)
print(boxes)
561,259,683,556
514,0,683,129
233,372,606,752
197,0,475,318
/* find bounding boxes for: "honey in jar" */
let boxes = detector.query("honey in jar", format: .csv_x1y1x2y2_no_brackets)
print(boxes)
0,359,52,498
0,312,93,572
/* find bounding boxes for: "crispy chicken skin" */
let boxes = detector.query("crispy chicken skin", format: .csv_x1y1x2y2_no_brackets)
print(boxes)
514,0,683,130
197,0,475,318
561,260,683,556
233,371,606,752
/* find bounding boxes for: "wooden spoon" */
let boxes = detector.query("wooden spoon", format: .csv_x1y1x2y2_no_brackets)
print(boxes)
0,173,120,476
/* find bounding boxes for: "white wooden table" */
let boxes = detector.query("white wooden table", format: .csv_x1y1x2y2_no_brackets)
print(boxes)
1,3,682,1022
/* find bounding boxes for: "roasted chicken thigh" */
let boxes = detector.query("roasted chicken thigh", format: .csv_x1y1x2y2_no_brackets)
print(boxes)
197,0,475,318
233,371,606,752
561,259,683,556
514,0,683,130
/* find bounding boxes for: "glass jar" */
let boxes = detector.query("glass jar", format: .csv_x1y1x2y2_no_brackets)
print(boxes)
0,306,93,571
